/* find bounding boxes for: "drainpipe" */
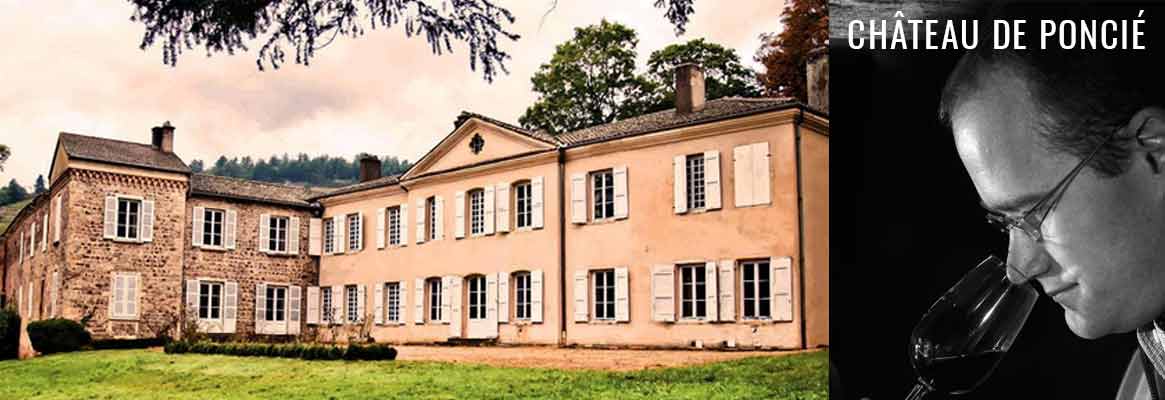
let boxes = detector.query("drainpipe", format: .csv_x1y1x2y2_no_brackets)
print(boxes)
794,108,808,350
556,148,567,345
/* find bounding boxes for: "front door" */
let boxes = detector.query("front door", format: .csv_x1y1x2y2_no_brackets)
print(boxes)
465,274,498,339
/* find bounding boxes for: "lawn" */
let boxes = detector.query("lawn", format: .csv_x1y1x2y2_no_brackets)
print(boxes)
0,348,827,399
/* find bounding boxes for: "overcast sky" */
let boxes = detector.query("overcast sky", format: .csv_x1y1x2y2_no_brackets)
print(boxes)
0,1,783,187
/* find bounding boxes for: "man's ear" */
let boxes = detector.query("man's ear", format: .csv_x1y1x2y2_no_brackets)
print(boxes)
1131,107,1165,174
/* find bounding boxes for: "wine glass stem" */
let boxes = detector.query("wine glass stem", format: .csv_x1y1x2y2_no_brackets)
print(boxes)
905,383,930,400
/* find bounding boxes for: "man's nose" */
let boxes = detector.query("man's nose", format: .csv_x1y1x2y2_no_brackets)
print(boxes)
1005,228,1050,284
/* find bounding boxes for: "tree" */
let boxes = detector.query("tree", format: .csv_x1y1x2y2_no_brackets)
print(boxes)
127,0,695,82
519,20,657,134
189,159,205,173
33,175,46,194
645,38,761,111
756,0,827,102
0,144,8,172
3,180,27,204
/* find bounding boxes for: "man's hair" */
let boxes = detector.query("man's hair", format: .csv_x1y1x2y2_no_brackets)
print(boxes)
938,3,1164,177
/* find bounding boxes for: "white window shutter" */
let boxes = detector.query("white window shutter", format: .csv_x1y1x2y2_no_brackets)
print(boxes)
531,270,544,323
448,276,462,335
673,156,687,214
258,214,271,252
435,196,445,240
573,271,588,322
705,261,719,321
128,275,139,317
613,166,629,219
531,176,544,229
773,256,793,322
50,271,60,317
224,281,238,333
42,213,48,251
484,185,496,235
570,173,586,224
486,273,498,330
752,142,772,205
255,283,268,333
414,278,425,324
704,150,722,210
399,204,409,246
440,276,452,324
398,280,409,325
330,287,343,324
225,209,238,250
733,145,755,207
288,217,300,255
288,285,301,335
18,232,23,264
357,284,367,322
497,271,509,323
615,267,630,322
103,196,117,239
29,224,35,258
335,216,346,254
141,200,155,242
192,207,205,247
376,208,386,249
185,279,199,321
652,265,676,322
415,199,426,244
309,218,322,256
53,194,62,244
495,183,510,233
374,283,385,325
454,191,466,239
306,286,320,325
716,259,735,320
356,213,364,251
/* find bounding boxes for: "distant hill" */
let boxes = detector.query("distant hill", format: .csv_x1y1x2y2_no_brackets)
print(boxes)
0,198,32,233
193,153,410,188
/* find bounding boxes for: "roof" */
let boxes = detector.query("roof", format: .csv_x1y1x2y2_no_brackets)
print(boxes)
189,174,318,208
455,111,558,145
58,132,190,174
555,97,799,146
307,175,400,201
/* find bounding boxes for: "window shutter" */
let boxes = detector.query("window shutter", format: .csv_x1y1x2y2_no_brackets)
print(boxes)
376,208,386,249
255,283,268,333
531,176,544,229
335,216,346,254
357,284,367,323
497,272,509,323
224,281,239,333
288,217,300,255
374,283,385,325
435,196,445,240
50,271,60,317
531,270,544,323
397,280,409,325
19,231,23,264
128,275,139,317
651,265,676,322
733,145,755,207
331,287,343,324
309,218,322,256
141,200,155,242
225,209,238,250
440,276,451,323
53,194,62,244
103,196,117,239
28,281,35,317
705,261,719,321
484,185,496,235
399,204,409,246
752,142,772,205
573,271,588,322
773,256,793,322
258,214,271,252
288,285,301,335
29,224,35,258
717,260,735,321
356,213,365,251
42,213,48,251
415,200,426,244
570,173,586,224
192,207,205,247
454,191,466,239
613,166,629,219
448,276,461,334
673,156,687,214
110,276,120,317
495,183,510,233
306,286,320,325
414,278,425,324
704,151,722,210
486,273,498,330
615,267,630,322
185,279,199,321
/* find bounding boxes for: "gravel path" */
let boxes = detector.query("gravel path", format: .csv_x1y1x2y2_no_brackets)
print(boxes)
393,345,818,371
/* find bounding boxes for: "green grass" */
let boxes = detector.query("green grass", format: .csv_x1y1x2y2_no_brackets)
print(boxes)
0,349,827,399
0,198,32,232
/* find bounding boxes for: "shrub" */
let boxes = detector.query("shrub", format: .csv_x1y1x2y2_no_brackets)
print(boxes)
162,340,395,361
27,318,91,355
90,338,168,350
345,343,398,361
0,306,20,360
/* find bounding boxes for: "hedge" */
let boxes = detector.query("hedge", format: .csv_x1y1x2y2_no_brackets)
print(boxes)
89,338,169,350
0,307,20,360
27,318,91,355
165,341,395,361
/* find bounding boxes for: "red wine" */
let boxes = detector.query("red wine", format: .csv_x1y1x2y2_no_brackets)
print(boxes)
914,350,1006,394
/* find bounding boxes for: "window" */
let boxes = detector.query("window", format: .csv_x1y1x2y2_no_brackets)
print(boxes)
679,264,707,319
202,209,224,247
427,278,442,321
591,170,615,220
110,272,139,320
469,190,485,235
386,282,401,322
514,272,532,320
116,198,141,240
685,154,706,210
427,197,438,241
467,275,486,320
347,214,361,252
199,281,223,320
321,287,333,322
593,270,615,320
323,219,335,254
265,286,287,322
387,207,401,246
742,260,772,319
269,216,289,253
514,182,532,229
346,285,359,322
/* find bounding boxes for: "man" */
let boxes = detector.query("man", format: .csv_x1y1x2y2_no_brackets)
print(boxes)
940,6,1165,398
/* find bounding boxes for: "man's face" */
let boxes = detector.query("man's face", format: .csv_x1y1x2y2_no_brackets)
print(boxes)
951,64,1165,339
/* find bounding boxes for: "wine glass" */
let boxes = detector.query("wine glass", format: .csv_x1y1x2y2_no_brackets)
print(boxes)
904,255,1039,399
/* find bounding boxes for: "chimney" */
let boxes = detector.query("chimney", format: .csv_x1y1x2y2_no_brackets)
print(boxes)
151,121,175,153
359,155,382,183
806,47,829,113
674,63,706,114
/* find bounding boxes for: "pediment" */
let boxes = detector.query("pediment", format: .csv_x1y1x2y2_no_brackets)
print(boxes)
402,117,556,179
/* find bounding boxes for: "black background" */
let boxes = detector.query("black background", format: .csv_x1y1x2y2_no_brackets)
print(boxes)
829,43,1141,399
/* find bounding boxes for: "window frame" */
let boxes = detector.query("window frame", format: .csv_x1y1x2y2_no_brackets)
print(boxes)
679,263,707,320
427,278,442,322
269,215,290,253
685,154,706,210
110,272,140,320
513,181,532,229
323,219,336,254
346,213,362,252
386,282,401,323
469,189,485,236
116,197,142,241
387,206,401,246
591,169,615,221
467,275,486,320
427,197,438,241
321,286,334,322
202,208,225,248
513,271,532,320
345,284,359,323
592,269,616,321
265,285,287,322
741,260,772,320
198,281,224,321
